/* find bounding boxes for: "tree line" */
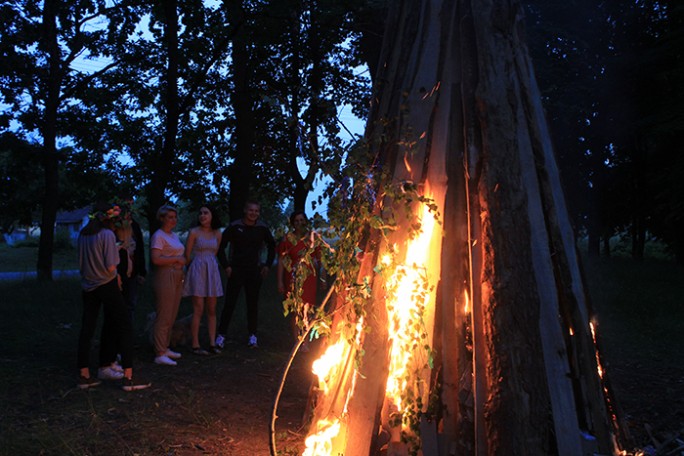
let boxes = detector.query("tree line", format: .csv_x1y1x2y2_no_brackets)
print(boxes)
0,0,681,280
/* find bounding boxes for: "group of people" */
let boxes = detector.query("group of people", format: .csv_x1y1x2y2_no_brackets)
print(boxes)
76,202,150,391
76,198,324,390
149,200,278,367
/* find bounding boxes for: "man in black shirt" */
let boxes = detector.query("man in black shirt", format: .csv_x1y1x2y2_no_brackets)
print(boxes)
216,201,275,348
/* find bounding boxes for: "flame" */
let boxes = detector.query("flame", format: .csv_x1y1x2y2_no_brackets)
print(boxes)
463,289,470,314
312,341,347,395
403,152,413,173
589,320,604,378
302,197,440,454
302,418,342,456
303,317,364,455
384,202,438,418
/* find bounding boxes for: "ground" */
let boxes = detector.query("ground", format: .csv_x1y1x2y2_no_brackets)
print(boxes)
2,323,317,456
1,258,683,455
596,325,684,454
0,271,316,456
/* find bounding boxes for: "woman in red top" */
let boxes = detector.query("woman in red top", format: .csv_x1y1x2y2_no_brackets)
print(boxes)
277,211,321,345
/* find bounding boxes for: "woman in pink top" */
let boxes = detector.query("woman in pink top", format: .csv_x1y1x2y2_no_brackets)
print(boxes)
150,205,186,366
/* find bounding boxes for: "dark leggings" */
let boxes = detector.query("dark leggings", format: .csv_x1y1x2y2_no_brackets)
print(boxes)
77,279,134,369
217,266,262,336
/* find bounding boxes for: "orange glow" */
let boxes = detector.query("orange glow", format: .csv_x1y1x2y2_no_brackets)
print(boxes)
302,196,441,454
303,316,364,455
302,418,342,456
403,153,413,173
463,289,470,314
312,341,347,395
384,201,438,422
589,320,604,378
589,317,625,444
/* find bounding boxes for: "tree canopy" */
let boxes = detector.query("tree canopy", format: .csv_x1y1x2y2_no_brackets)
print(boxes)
0,0,682,277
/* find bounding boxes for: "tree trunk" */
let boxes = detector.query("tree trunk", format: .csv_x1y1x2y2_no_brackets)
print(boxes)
287,3,308,214
145,0,180,231
602,233,611,257
288,3,320,214
36,0,61,281
227,0,256,222
353,3,387,84
631,142,647,261
303,0,622,455
586,185,602,257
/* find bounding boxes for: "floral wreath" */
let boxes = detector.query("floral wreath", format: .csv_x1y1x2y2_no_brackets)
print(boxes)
89,198,135,228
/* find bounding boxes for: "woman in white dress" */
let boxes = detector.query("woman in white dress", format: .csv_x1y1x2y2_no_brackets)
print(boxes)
183,206,224,355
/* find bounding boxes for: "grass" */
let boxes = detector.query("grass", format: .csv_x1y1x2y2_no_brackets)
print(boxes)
0,261,299,456
581,254,684,447
1,244,682,453
0,242,79,273
584,255,684,365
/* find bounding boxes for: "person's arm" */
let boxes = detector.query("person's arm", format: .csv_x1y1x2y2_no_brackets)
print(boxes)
217,227,230,269
258,227,276,278
150,234,185,267
214,229,223,255
263,227,276,268
184,229,197,265
117,246,127,276
132,220,147,278
276,242,285,294
151,248,185,267
103,231,122,288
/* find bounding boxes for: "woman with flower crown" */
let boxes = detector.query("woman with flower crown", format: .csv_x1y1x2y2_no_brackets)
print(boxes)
111,199,147,324
113,210,136,320
76,201,151,391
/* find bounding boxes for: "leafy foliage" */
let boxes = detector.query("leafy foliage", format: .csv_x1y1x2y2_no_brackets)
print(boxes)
524,0,683,260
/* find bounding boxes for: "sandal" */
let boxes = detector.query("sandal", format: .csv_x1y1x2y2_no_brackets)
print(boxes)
192,347,209,356
208,346,222,355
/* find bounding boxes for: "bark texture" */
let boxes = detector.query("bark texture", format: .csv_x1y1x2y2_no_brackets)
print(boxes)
36,0,61,281
226,0,257,222
145,0,179,231
304,0,621,455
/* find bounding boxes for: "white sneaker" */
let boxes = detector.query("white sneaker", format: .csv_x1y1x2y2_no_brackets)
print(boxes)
154,355,177,366
215,334,225,349
248,334,258,348
98,366,125,380
164,349,182,359
110,361,124,373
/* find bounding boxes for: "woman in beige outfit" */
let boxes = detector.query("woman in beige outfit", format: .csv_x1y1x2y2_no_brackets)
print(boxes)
151,205,186,366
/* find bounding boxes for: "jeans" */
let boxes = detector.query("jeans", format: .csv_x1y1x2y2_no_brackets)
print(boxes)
77,278,134,369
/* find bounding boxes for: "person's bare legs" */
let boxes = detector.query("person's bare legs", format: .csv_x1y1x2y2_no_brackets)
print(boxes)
206,297,217,346
191,296,204,348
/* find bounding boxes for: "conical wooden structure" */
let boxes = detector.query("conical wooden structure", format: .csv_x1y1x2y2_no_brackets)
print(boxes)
301,1,624,455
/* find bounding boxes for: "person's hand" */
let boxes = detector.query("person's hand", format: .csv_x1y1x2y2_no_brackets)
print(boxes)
225,266,232,278
117,274,122,290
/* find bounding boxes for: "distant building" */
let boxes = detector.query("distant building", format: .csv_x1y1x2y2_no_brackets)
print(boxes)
55,206,91,245
2,228,28,246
